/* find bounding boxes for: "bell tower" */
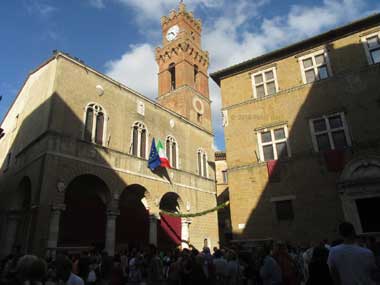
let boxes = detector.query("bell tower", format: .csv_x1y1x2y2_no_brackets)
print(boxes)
156,3,212,132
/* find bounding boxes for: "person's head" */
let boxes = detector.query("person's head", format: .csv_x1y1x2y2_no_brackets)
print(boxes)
214,250,222,259
55,255,73,282
311,245,329,263
203,247,210,255
226,250,237,261
16,255,47,283
273,240,287,254
338,222,356,240
149,244,157,256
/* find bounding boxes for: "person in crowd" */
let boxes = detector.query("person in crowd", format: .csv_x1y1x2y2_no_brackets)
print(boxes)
110,255,123,285
77,251,91,282
259,243,282,285
98,251,113,285
128,249,142,283
306,245,332,285
302,241,316,283
119,250,128,280
328,222,378,285
55,254,84,285
6,255,46,285
226,250,241,285
272,241,300,285
147,244,164,284
167,250,181,285
86,261,97,285
213,249,228,284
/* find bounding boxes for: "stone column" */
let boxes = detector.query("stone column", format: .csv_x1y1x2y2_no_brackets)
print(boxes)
181,218,191,249
149,214,158,246
3,212,21,256
47,204,66,252
105,210,119,256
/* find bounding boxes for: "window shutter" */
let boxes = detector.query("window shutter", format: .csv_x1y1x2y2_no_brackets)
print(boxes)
140,129,146,158
172,141,177,168
202,153,207,177
198,151,202,175
84,108,93,141
166,139,171,164
95,112,104,145
132,126,138,155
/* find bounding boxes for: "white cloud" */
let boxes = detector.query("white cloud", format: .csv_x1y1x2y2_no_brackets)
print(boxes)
105,0,374,149
105,44,157,99
87,0,105,9
25,0,57,17
116,0,223,23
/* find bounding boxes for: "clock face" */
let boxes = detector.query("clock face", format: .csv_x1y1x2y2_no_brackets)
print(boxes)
166,25,179,41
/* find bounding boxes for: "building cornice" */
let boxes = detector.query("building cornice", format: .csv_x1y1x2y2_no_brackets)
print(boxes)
0,51,214,138
157,84,211,104
211,13,380,86
221,61,380,112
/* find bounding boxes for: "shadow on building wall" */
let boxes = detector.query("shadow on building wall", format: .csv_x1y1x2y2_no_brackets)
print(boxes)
232,42,380,246
0,92,183,257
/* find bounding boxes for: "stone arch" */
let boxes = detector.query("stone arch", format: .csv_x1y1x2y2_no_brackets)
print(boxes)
339,156,380,235
116,184,152,249
2,176,33,256
339,156,380,183
158,192,184,249
10,176,32,210
159,191,184,212
58,174,111,249
56,164,121,205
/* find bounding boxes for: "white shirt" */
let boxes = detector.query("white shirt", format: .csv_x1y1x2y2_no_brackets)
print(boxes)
328,243,376,285
66,273,84,285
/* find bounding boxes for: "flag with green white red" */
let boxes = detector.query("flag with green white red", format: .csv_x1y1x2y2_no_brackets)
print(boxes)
156,139,171,168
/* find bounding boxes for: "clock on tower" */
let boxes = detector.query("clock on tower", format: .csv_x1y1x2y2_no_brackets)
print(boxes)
155,2,212,132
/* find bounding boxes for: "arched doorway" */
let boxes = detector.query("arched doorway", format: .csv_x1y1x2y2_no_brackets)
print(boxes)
339,157,380,234
3,177,32,255
116,184,150,250
58,175,110,250
158,192,183,250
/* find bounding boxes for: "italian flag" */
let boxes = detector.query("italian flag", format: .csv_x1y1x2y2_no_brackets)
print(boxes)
157,139,171,168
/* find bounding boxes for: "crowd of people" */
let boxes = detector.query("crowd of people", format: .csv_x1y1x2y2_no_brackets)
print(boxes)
1,222,380,285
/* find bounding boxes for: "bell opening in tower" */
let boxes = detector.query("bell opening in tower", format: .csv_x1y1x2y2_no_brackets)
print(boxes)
169,63,176,90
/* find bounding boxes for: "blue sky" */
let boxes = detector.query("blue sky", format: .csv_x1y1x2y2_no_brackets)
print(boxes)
1,0,379,150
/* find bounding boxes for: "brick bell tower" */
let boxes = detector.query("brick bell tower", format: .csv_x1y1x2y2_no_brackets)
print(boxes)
156,2,212,132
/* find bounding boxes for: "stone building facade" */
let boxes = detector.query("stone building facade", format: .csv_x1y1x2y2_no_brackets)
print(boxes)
0,3,218,257
215,151,231,245
211,14,380,244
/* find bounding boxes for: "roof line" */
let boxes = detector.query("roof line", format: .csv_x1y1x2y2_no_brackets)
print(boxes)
55,52,214,136
1,51,214,137
210,13,380,86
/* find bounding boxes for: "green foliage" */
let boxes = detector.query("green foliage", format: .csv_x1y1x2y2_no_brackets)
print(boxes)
160,201,230,218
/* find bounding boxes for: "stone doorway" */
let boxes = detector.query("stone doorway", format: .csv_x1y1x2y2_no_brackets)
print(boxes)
158,192,183,250
356,197,380,233
339,157,380,235
116,184,150,250
58,174,110,250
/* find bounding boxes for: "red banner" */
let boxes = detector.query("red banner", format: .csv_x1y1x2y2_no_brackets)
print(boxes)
324,149,345,172
267,160,281,181
159,213,181,245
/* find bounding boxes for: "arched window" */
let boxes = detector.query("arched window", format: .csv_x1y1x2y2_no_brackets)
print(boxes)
169,63,176,90
131,122,148,159
84,103,106,145
197,148,208,177
166,136,178,168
